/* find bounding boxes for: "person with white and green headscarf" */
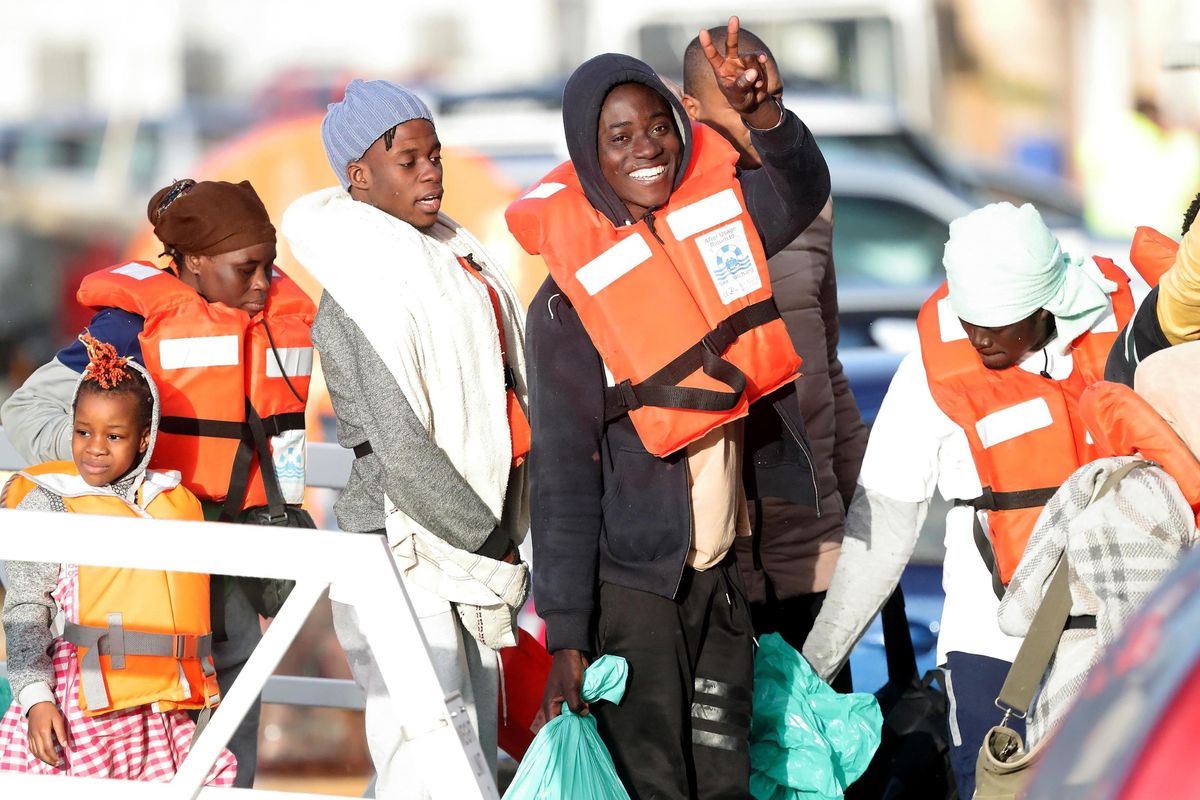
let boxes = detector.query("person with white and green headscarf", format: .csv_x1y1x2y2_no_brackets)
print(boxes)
801,202,1138,797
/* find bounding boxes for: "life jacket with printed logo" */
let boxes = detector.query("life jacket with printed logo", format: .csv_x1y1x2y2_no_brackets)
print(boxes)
2,462,221,715
915,257,1135,588
1129,226,1179,287
76,262,315,515
1080,381,1200,526
506,122,802,457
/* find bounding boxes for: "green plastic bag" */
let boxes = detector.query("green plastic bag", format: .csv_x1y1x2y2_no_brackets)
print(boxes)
0,675,10,716
750,633,883,799
503,654,631,800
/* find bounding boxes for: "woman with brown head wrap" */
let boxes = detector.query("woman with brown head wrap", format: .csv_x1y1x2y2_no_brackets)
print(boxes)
147,178,278,314
0,177,317,789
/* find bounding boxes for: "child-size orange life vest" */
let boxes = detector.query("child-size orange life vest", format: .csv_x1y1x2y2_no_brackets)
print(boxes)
916,257,1136,587
2,462,221,716
506,122,802,457
76,263,315,513
1080,381,1200,526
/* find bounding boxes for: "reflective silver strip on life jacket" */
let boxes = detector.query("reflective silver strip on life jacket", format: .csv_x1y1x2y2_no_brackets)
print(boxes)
663,188,741,241
63,617,213,711
521,182,567,200
576,233,652,295
111,262,164,281
264,346,314,378
974,397,1054,449
937,296,970,343
158,335,240,370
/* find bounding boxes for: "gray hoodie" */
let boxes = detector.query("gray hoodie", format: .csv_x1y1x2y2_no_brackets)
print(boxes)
2,361,165,713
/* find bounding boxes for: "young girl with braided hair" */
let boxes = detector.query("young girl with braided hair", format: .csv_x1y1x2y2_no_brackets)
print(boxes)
0,333,236,784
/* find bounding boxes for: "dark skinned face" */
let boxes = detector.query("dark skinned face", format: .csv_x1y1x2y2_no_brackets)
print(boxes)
348,118,444,230
597,83,683,222
960,308,1055,370
684,55,783,169
72,391,150,487
182,241,276,316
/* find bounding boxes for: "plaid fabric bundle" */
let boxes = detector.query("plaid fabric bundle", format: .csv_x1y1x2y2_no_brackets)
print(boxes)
999,456,1196,745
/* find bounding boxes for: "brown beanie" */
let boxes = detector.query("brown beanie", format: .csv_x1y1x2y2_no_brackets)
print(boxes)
147,179,276,257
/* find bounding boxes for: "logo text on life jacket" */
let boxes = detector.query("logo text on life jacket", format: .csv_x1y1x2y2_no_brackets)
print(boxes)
696,220,760,304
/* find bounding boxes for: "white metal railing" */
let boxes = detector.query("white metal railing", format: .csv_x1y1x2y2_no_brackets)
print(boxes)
1,435,364,712
0,434,496,796
0,510,497,799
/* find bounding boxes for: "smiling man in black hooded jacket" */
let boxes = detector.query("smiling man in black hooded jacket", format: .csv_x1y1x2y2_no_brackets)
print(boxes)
509,18,830,798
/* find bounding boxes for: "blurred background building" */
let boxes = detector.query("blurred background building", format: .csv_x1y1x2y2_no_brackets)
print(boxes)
1,0,1198,793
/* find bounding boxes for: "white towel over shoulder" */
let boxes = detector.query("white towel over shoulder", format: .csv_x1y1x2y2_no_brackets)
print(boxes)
283,187,529,646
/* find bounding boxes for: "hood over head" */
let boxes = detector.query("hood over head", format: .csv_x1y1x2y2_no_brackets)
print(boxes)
562,53,694,227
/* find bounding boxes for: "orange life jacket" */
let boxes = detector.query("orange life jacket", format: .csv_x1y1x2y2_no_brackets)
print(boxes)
2,462,221,716
506,122,802,457
1080,381,1200,525
457,255,531,467
76,263,315,514
1129,226,1179,288
916,257,1135,586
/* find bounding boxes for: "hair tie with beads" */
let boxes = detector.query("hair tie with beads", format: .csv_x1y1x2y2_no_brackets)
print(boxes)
78,330,133,390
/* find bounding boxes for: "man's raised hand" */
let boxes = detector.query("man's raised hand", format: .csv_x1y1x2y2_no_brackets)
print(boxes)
698,15,783,129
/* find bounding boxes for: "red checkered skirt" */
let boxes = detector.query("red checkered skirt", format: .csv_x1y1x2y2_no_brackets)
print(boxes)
0,564,236,784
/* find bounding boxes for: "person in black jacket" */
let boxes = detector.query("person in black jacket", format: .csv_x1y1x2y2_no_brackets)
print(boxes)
524,18,830,798
683,25,867,694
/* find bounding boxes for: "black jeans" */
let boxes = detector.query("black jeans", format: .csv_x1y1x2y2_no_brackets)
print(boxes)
199,503,264,788
592,557,755,800
750,589,853,693
943,651,1023,799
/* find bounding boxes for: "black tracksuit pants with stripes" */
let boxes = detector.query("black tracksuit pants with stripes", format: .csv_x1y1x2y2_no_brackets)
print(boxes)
593,556,755,799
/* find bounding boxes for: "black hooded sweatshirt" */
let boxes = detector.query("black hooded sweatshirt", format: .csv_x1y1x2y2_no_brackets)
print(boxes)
525,54,832,653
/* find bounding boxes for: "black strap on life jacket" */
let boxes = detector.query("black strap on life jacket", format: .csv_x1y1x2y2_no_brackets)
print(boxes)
603,297,783,422
216,399,291,523
954,486,1060,513
954,486,1060,601
157,412,306,441
155,410,304,523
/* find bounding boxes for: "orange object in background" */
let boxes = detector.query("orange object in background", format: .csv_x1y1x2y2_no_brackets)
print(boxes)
1129,225,1180,288
120,113,552,507
122,112,548,311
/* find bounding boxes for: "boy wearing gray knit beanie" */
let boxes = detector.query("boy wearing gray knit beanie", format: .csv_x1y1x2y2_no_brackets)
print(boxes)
285,78,530,798
321,78,443,229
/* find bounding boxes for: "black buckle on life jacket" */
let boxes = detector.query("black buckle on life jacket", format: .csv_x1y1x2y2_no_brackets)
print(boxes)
617,379,641,412
702,319,737,356
954,486,997,511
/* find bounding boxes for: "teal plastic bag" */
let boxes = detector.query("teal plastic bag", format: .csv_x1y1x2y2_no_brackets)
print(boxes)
503,654,631,800
0,675,10,715
749,633,883,799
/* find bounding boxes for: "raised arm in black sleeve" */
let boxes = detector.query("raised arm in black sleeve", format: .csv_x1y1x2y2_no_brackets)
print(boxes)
740,109,831,259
